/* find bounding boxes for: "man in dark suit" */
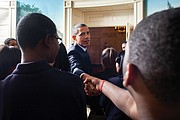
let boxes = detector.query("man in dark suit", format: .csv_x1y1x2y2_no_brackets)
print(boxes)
68,23,101,119
0,13,87,120
68,23,99,91
68,23,92,77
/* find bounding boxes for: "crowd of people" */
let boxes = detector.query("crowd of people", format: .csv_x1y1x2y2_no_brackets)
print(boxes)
0,7,180,120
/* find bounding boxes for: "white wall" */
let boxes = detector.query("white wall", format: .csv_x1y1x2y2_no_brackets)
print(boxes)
72,9,83,26
0,0,16,45
83,10,134,27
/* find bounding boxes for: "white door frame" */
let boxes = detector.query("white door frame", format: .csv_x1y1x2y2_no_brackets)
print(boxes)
64,0,144,48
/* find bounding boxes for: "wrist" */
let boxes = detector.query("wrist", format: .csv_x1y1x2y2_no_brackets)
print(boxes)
80,73,86,80
99,80,105,92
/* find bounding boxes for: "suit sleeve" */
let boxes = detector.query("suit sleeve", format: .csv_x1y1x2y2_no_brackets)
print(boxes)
68,50,85,77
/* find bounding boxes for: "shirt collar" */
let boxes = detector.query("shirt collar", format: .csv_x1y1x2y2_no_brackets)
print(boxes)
76,43,87,52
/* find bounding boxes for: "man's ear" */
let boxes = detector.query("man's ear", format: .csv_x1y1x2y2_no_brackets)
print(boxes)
72,35,76,41
123,63,138,87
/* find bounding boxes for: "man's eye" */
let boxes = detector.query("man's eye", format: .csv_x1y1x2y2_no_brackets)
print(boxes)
80,33,85,36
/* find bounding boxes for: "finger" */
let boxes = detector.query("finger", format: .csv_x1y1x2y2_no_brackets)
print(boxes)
86,82,96,96
88,83,100,96
83,79,90,84
86,82,95,94
84,81,101,96
84,83,93,96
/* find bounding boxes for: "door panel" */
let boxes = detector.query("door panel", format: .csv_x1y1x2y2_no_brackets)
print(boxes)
88,27,126,64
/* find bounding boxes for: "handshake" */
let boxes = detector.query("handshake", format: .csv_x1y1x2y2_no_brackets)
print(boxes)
81,73,105,96
81,73,137,120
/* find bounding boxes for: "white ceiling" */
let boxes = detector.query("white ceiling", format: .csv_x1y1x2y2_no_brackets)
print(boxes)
77,3,133,12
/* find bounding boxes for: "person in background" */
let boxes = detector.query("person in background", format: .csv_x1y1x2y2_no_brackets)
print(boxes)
4,38,18,47
0,45,21,80
84,7,180,120
94,47,118,80
53,41,70,71
95,47,131,120
115,42,126,75
94,47,117,119
0,13,87,120
68,23,99,119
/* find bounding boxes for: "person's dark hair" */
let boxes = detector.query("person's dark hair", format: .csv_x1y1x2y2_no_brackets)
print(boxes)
72,23,87,35
16,13,57,49
53,42,70,71
4,38,16,45
128,7,180,104
0,45,21,80
101,47,117,73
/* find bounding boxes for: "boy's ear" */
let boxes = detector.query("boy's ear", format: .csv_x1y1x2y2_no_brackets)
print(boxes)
123,63,138,87
43,35,52,47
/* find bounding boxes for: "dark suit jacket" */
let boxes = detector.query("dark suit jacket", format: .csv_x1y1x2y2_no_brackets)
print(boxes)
68,43,92,77
0,61,87,120
117,50,125,75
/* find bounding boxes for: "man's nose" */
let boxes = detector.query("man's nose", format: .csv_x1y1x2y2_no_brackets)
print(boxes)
85,33,89,38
